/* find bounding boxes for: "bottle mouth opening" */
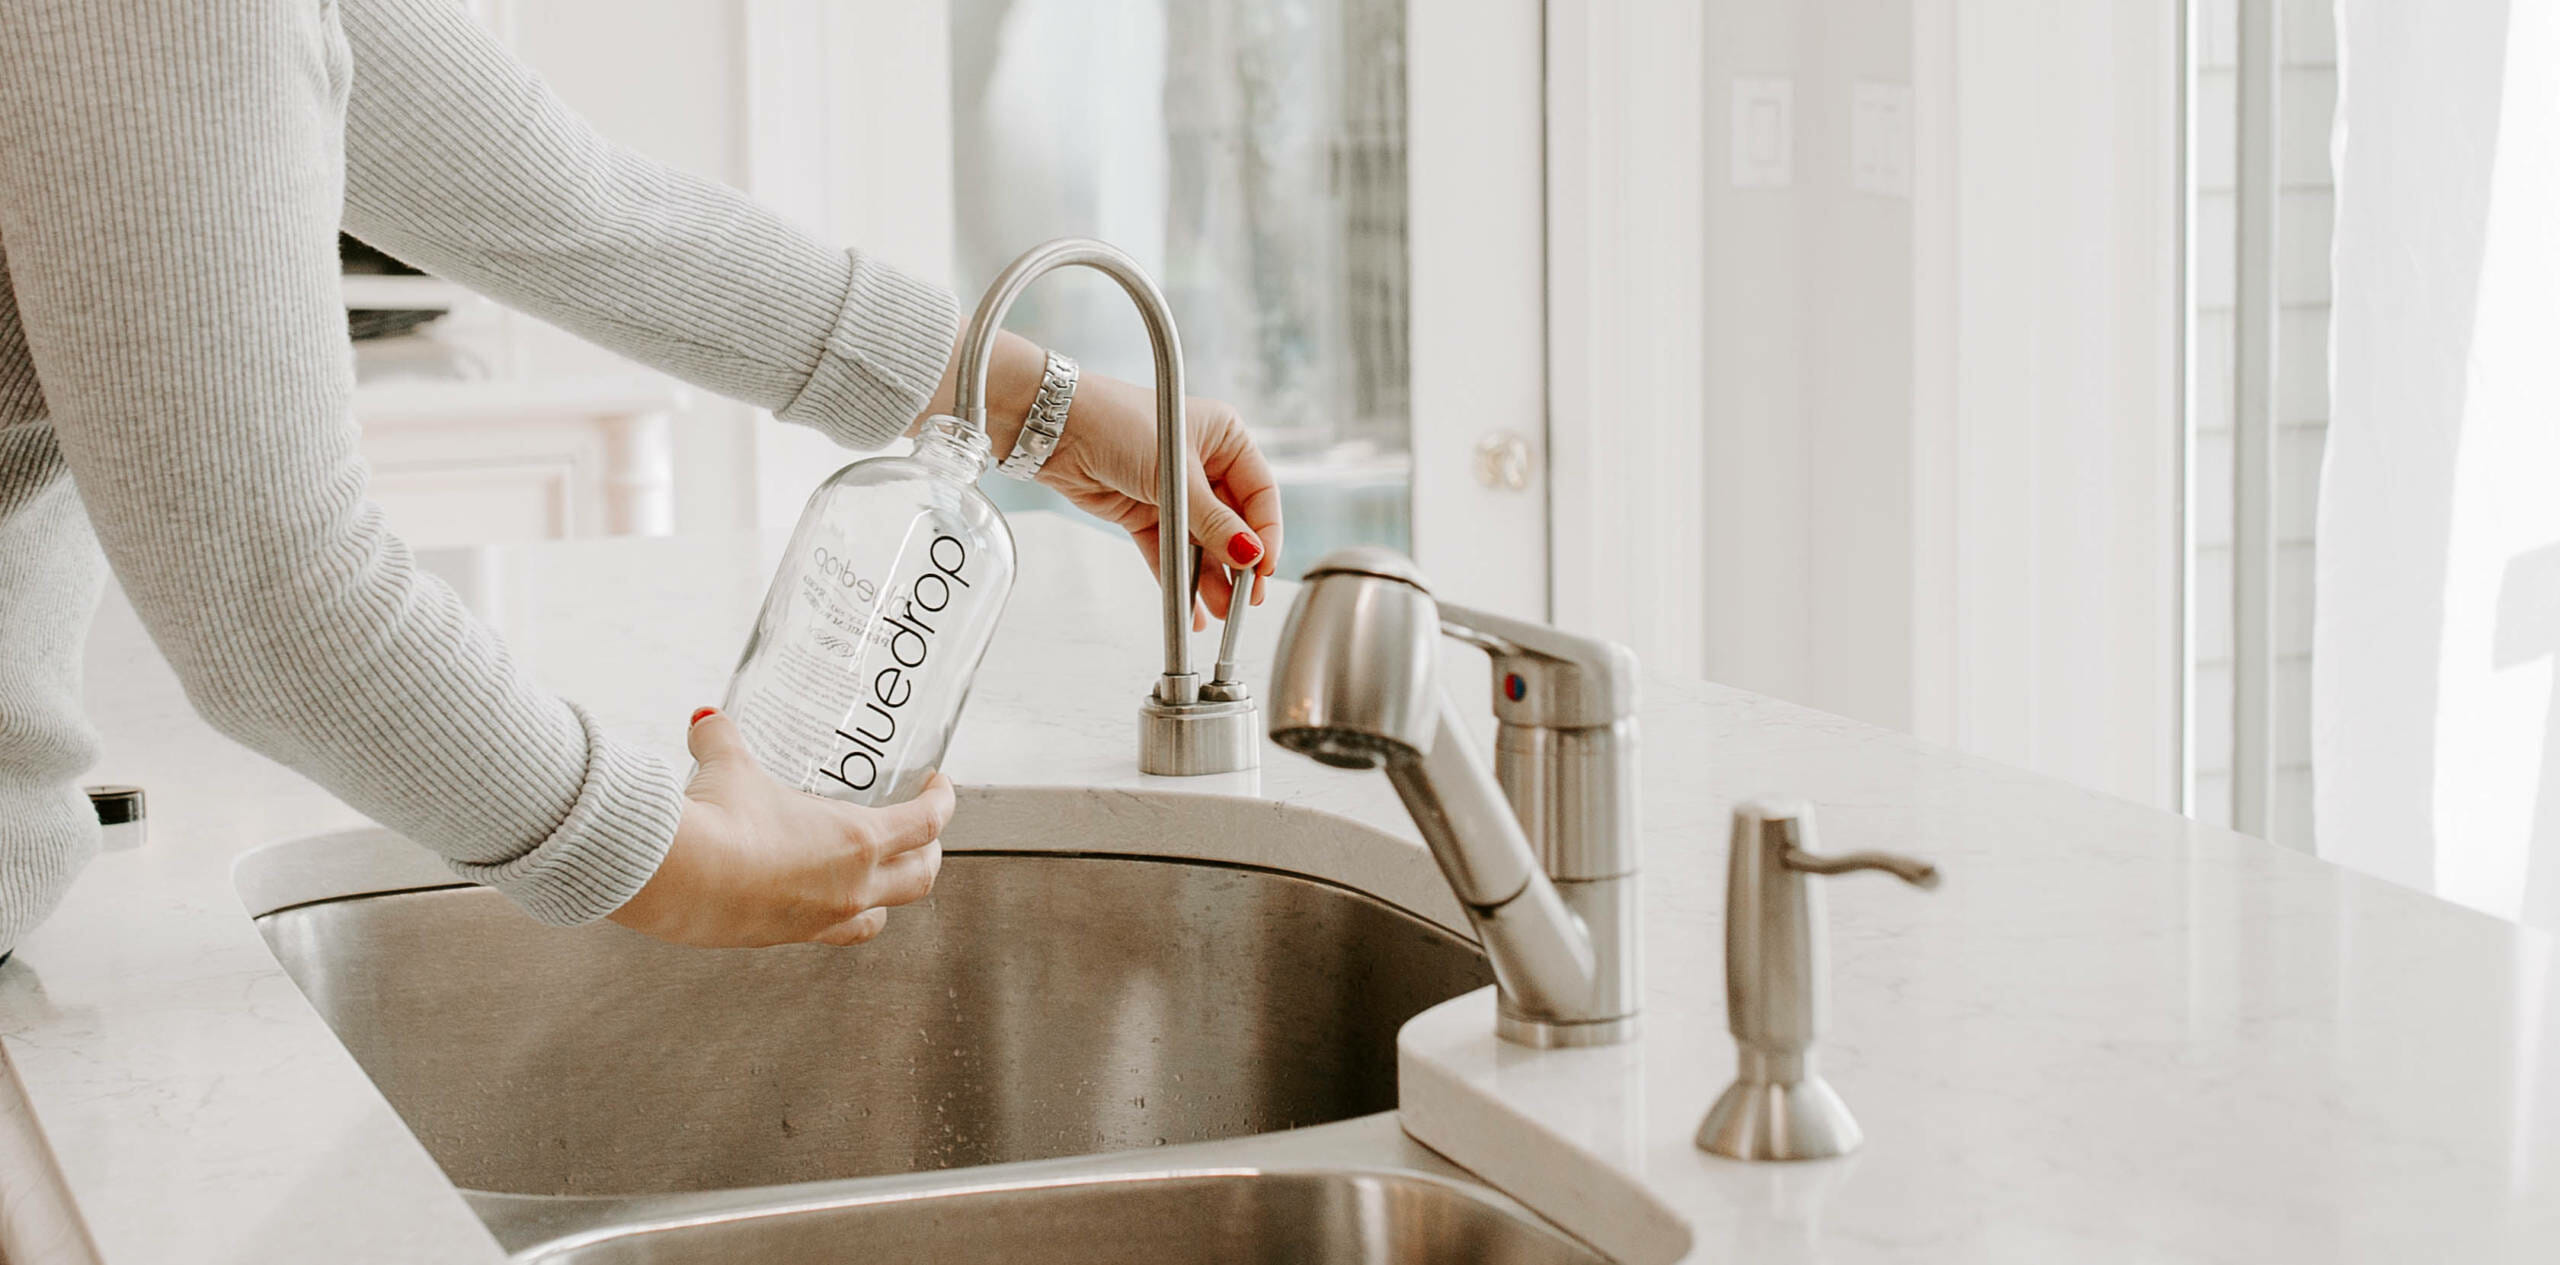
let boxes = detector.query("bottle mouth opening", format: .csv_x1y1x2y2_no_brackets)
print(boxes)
918,414,994,467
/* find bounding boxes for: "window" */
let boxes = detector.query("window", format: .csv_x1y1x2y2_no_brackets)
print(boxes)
2186,0,2334,849
947,0,1414,574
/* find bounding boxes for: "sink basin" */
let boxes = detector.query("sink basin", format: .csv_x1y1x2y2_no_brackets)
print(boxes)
521,1168,1608,1265
255,802,1490,1197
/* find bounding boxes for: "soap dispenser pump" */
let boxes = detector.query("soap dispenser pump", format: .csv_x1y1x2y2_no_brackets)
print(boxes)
1697,800,1939,1161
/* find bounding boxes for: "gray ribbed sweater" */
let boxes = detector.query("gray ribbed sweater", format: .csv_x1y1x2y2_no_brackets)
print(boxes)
0,0,960,948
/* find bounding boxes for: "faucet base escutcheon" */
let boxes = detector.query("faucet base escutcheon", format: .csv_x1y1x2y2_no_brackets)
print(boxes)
1139,696,1261,776
1495,1012,1641,1049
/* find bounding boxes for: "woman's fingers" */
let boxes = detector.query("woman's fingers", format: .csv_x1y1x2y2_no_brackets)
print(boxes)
1139,518,1234,624
1047,391,1279,625
1199,419,1285,581
1186,459,1263,576
847,772,955,863
619,729,964,948
789,774,952,946
862,840,943,910
682,707,753,795
813,907,890,947
1200,561,1240,623
801,778,952,945
1121,523,1211,629
1126,522,1163,580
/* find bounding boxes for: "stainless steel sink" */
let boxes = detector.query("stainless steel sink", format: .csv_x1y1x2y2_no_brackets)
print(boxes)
524,1166,1606,1265
252,794,1490,1197
242,791,1612,1262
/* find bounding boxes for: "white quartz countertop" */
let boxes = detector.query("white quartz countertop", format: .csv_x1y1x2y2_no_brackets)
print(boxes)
4,513,2555,1263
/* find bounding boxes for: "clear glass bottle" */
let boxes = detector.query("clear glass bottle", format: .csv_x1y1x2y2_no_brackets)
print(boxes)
721,417,1017,805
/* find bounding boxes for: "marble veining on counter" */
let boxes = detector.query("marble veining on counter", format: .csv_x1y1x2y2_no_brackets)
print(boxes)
7,512,2560,1263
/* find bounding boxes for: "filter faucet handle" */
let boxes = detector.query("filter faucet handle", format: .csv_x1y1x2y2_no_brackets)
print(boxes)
1202,564,1252,703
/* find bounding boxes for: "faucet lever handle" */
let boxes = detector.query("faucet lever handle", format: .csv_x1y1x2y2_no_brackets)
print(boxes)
1780,845,1941,890
1436,600,1640,727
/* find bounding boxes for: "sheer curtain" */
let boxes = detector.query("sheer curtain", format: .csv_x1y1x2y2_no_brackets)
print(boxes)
2317,0,2560,925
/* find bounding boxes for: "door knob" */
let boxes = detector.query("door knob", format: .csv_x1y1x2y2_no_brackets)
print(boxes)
1473,431,1533,491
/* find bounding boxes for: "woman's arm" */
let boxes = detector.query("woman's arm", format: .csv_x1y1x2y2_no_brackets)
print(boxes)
0,0,945,945
336,0,953,452
335,0,1284,618
0,0,676,924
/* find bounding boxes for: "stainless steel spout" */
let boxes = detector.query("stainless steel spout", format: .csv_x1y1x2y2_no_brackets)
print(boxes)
1269,547,1639,1047
952,238,1256,776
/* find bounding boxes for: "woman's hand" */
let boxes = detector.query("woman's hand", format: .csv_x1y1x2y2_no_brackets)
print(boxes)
608,709,951,947
1038,372,1283,629
920,331,1284,630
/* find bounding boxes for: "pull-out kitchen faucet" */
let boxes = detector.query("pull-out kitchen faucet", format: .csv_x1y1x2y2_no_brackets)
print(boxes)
1268,548,1638,1047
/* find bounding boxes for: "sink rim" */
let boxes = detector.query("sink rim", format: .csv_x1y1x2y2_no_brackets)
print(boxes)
234,784,1471,940
489,1115,1605,1264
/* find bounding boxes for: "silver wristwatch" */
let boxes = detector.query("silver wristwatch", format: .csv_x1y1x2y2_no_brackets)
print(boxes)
998,350,1079,481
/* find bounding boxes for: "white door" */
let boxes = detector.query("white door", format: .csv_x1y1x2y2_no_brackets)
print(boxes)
1404,0,1548,618
750,0,1552,620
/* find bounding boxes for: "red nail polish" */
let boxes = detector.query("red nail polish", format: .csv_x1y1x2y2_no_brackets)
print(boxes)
690,707,717,725
1228,532,1263,566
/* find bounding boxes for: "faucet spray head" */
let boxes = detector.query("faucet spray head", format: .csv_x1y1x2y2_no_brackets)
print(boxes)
1268,549,1445,769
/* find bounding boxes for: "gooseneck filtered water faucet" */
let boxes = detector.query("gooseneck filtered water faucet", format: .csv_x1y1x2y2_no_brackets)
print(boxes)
951,238,1258,777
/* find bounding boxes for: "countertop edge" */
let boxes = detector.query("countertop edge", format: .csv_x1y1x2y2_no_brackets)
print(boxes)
1398,992,1693,1265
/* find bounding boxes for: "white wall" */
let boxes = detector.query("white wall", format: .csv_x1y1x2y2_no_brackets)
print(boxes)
1698,0,1915,728
1547,0,1708,671
1928,1,2184,808
473,0,960,554
1685,0,2184,808
741,0,956,561
485,0,766,540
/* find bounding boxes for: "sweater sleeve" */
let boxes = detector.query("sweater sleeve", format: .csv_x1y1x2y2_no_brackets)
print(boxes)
0,0,679,925
337,0,958,452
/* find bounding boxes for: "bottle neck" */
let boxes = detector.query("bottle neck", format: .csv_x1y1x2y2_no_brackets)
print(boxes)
912,415,993,481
